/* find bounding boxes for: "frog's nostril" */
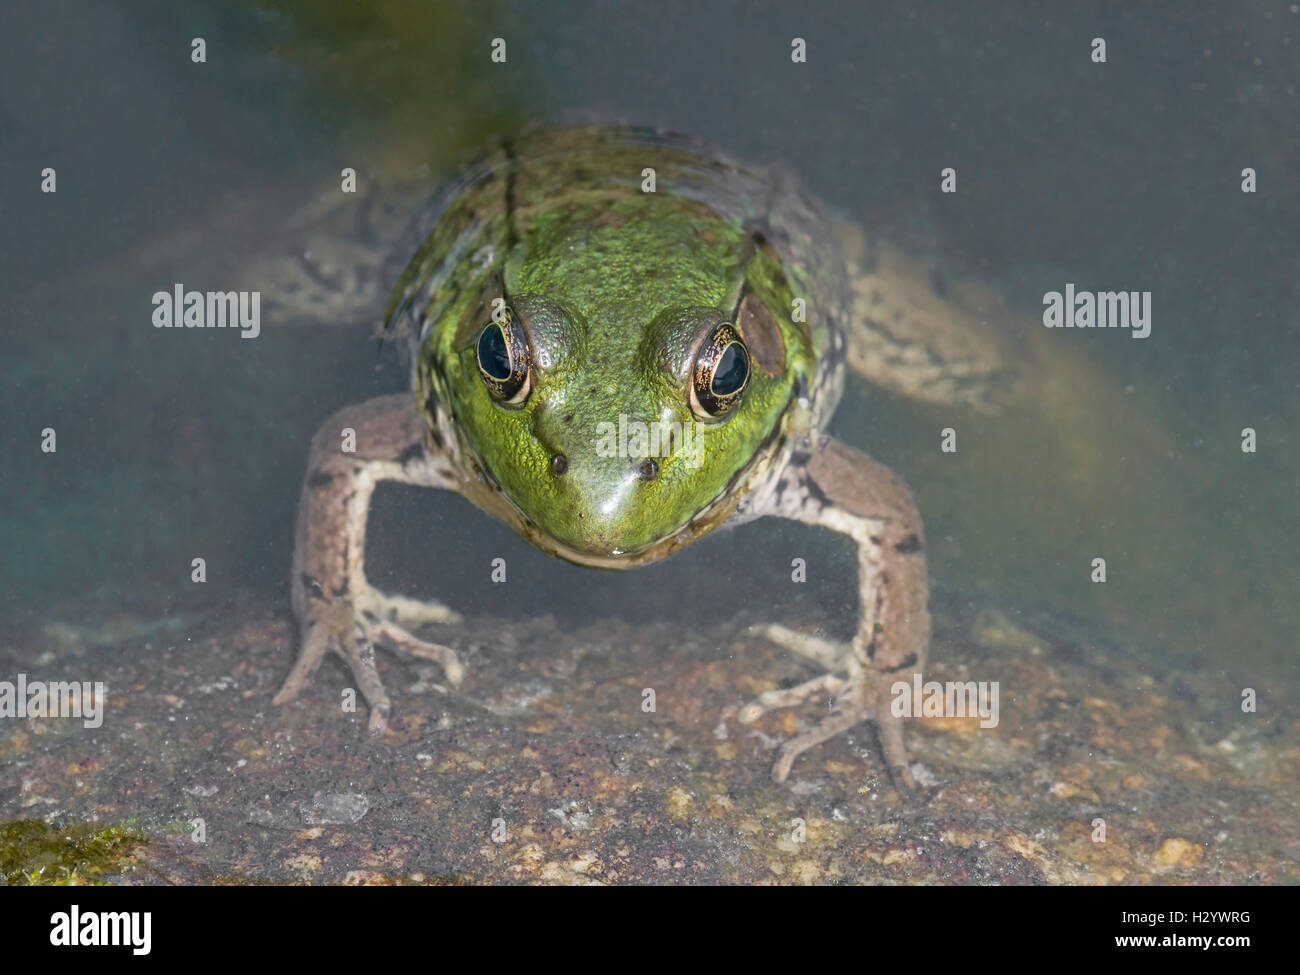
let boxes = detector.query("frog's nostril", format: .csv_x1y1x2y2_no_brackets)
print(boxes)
550,453,569,476
635,459,659,481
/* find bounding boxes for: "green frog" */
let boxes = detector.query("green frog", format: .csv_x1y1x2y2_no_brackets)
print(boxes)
273,125,1017,788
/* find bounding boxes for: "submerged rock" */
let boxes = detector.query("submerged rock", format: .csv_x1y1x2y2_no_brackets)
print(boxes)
0,589,1295,885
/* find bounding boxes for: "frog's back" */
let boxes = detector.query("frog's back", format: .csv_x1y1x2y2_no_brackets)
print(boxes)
384,124,851,433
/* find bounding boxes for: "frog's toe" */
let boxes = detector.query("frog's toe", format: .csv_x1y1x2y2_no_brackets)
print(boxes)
751,623,848,670
338,626,393,735
276,599,466,734
737,672,846,724
737,672,917,786
770,708,866,783
766,693,917,789
272,618,334,706
890,763,916,791
874,696,916,791
276,602,397,729
361,588,462,626
373,619,465,686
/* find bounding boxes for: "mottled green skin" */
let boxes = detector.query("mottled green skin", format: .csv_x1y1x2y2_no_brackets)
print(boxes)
387,127,834,561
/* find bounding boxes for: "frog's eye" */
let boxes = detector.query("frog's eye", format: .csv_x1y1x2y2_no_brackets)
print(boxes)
691,322,750,419
476,308,531,404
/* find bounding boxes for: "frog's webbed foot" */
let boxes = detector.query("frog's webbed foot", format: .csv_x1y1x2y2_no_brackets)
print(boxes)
354,586,465,678
746,623,844,670
741,681,917,790
273,602,393,733
738,670,846,720
735,662,865,785
274,597,464,735
735,635,913,790
740,437,929,789
276,394,467,732
738,624,847,721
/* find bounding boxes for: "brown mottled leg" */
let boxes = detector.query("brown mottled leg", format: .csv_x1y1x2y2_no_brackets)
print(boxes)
742,437,929,788
275,394,465,731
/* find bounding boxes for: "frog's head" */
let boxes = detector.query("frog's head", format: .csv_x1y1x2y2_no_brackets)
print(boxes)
432,200,811,563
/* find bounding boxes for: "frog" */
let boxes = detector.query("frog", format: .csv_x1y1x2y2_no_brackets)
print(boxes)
272,125,1020,788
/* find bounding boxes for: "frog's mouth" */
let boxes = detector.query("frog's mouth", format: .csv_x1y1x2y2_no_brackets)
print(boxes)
460,397,794,571
521,496,742,570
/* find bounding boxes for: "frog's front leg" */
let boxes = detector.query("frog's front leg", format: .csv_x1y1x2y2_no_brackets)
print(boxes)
743,437,930,788
274,393,465,733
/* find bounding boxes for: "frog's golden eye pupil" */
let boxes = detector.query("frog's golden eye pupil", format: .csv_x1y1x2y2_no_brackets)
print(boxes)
477,323,512,380
475,311,531,404
712,342,749,397
691,322,750,419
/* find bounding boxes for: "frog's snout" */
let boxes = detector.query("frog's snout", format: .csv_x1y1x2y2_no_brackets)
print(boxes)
549,450,658,483
524,402,687,557
532,445,668,557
